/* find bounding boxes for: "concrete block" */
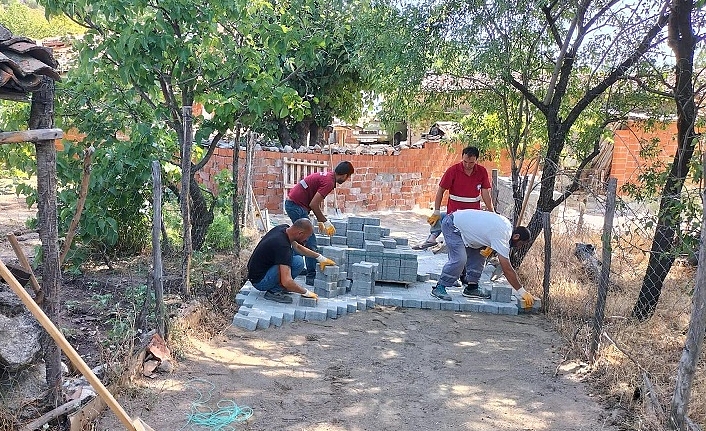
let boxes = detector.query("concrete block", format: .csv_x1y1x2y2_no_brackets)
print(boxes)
479,303,499,314
300,296,318,307
364,240,385,253
347,216,366,225
347,303,357,313
305,309,328,321
380,227,391,237
280,308,295,323
327,308,338,319
331,220,348,235
364,218,380,226
402,299,422,308
421,300,442,310
492,286,513,303
314,279,337,291
242,294,260,308
336,304,348,316
357,298,367,310
428,272,440,281
323,265,341,276
416,273,430,282
497,303,519,315
315,235,331,246
517,297,542,313
235,293,248,306
440,301,461,311
459,301,481,312
331,235,347,245
393,237,409,246
232,314,258,331
365,297,376,308
294,308,306,321
388,297,404,307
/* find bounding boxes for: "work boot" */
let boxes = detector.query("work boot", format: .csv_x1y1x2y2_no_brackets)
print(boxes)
430,284,452,301
264,290,293,304
462,283,491,299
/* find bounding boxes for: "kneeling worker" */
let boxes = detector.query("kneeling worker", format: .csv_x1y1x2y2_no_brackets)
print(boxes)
430,209,535,308
247,218,335,304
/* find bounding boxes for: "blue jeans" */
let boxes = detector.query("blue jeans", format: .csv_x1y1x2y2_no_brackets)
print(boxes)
284,200,317,278
252,255,305,293
438,214,485,288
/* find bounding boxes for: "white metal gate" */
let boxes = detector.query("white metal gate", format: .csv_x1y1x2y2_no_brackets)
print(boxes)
282,158,329,214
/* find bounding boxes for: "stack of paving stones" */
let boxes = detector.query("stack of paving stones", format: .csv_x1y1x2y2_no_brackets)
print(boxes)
231,215,540,331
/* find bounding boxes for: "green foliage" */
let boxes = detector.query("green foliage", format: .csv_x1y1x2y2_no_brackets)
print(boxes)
0,0,83,38
204,211,234,252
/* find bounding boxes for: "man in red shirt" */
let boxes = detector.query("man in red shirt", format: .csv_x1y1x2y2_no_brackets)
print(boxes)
285,161,355,285
423,146,494,249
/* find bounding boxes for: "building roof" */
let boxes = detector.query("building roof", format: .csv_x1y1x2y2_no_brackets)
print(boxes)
0,24,61,99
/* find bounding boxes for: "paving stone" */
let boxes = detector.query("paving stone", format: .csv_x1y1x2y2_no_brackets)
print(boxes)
402,299,422,308
440,301,461,311
300,297,317,307
235,293,248,306
347,303,357,313
479,303,499,314
416,274,430,282
388,297,404,307
497,303,519,315
357,298,367,310
459,301,481,312
366,297,377,308
327,308,338,319
305,309,328,321
232,313,258,331
294,308,306,321
421,299,442,310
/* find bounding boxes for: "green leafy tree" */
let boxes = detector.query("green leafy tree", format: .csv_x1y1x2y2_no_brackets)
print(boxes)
0,0,83,39
38,0,316,259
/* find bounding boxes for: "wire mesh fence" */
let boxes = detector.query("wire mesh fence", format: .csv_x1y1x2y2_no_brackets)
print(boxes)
496,167,705,429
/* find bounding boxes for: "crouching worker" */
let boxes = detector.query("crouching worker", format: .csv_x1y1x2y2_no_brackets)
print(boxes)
247,218,336,304
430,209,534,308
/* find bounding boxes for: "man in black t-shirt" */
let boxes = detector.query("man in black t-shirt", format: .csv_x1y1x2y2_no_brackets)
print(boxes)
247,218,335,304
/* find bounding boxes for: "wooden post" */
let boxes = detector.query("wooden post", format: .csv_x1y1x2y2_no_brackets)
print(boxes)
589,177,617,363
244,132,255,227
541,212,551,314
669,160,706,430
30,76,62,407
232,127,242,258
151,161,165,337
180,106,192,296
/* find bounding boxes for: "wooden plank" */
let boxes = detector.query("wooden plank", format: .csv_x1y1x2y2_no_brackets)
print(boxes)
0,128,63,144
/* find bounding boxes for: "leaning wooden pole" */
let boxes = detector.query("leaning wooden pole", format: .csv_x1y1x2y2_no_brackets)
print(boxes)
60,146,94,266
180,106,193,296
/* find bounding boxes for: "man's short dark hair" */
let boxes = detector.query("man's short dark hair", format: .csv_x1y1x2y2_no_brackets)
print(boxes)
513,226,531,241
335,161,354,175
462,146,480,158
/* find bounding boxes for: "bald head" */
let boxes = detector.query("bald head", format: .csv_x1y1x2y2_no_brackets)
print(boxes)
287,218,314,244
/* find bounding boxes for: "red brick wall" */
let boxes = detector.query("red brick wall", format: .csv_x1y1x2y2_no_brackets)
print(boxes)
197,141,479,213
612,121,679,191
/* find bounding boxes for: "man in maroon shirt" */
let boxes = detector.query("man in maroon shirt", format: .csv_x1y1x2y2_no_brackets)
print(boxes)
285,161,355,285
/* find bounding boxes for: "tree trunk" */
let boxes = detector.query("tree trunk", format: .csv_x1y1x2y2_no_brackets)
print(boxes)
310,121,321,146
633,0,697,321
293,119,311,149
277,119,294,148
188,175,214,252
30,77,62,407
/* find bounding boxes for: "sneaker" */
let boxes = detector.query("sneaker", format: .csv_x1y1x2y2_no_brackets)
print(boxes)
264,290,293,304
462,284,491,299
305,276,315,286
431,285,452,301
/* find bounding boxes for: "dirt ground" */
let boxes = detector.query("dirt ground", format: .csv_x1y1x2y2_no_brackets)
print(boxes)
1,186,617,430
94,211,616,431
97,310,615,431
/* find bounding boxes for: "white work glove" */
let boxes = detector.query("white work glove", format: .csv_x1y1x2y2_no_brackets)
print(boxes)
318,220,336,236
427,210,441,226
302,289,318,300
316,254,336,270
513,287,534,309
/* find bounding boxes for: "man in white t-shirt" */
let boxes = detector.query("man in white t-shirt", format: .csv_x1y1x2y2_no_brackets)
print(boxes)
430,209,534,307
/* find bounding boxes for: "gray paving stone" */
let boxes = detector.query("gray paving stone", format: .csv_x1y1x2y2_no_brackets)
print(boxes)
347,303,357,313
366,297,376,308
421,299,442,310
498,303,519,315
327,308,338,319
305,309,328,321
440,301,461,311
300,297,318,307
294,308,306,321
479,303,499,314
459,301,481,312
232,314,258,331
402,299,422,308
235,293,248,306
